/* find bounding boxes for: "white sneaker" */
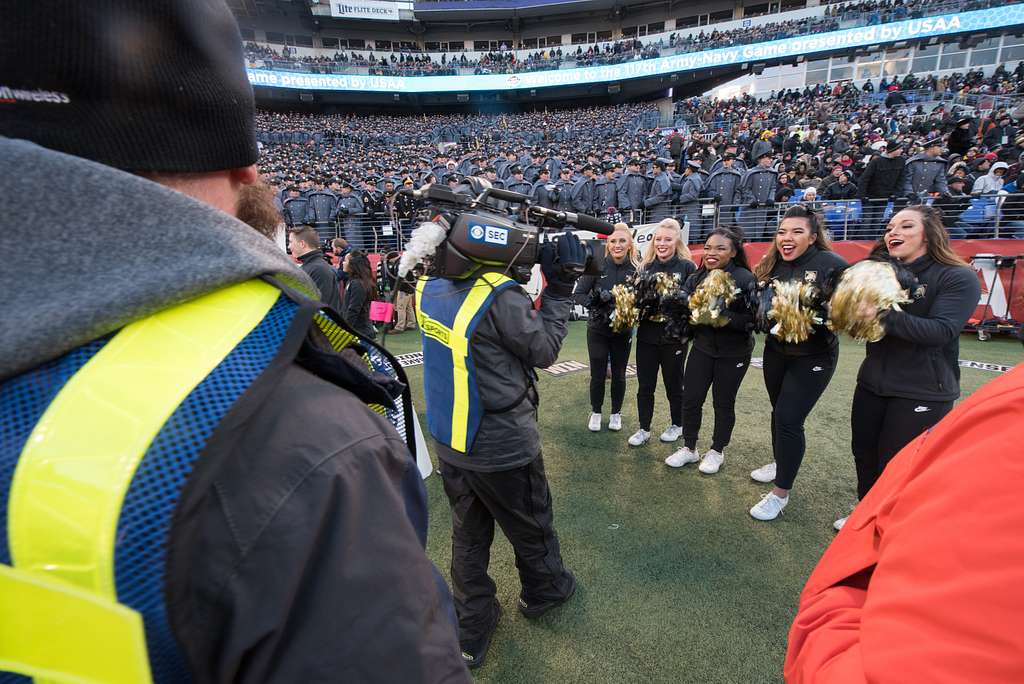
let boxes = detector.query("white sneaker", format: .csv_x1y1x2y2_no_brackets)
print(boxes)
628,429,651,446
665,446,700,468
698,449,725,474
588,413,602,432
833,516,848,531
750,492,789,521
608,413,623,431
750,462,776,483
659,425,683,442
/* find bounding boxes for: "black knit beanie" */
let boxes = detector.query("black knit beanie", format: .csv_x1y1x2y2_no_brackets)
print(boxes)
0,0,258,173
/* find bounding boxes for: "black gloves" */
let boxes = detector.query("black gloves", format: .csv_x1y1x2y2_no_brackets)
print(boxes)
541,233,587,298
749,200,760,208
752,282,775,334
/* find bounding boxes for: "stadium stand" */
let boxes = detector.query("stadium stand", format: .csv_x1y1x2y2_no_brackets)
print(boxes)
259,64,1024,248
242,0,1013,76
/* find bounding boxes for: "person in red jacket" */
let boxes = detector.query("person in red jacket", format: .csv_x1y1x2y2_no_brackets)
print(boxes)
785,364,1024,683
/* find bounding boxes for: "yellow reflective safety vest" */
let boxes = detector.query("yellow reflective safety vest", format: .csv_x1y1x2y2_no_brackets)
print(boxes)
0,278,411,684
415,272,517,453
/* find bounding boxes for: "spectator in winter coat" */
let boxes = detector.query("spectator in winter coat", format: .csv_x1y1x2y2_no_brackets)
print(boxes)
820,171,858,201
971,161,1008,195
947,117,974,157
982,115,1017,150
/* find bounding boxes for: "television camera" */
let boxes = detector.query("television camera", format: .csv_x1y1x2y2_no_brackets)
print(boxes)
400,178,614,282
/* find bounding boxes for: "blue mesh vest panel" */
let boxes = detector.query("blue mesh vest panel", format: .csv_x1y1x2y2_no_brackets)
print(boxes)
0,338,111,684
113,295,297,683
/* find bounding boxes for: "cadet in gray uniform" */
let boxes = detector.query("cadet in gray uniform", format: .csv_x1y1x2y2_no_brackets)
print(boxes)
595,161,620,214
331,182,367,249
531,169,557,209
644,158,674,223
676,160,704,238
571,164,598,215
617,158,649,224
705,152,745,233
740,152,779,241
902,136,950,202
505,165,533,197
554,168,576,212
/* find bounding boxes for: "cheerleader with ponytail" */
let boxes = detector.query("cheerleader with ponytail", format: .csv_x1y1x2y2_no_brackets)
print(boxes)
665,227,756,474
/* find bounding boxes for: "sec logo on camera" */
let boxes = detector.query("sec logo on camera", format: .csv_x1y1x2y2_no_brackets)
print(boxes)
470,225,485,240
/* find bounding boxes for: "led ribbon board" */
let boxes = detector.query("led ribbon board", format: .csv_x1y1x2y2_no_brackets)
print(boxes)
247,7,1023,93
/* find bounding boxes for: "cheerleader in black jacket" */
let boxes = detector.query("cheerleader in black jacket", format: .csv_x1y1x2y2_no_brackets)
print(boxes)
574,224,639,432
628,218,698,446
835,205,980,530
666,227,756,474
749,205,848,521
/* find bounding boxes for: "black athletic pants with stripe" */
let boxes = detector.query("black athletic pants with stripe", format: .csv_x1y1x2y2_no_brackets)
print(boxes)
851,385,954,499
681,347,751,452
763,345,838,490
587,329,632,415
440,455,574,642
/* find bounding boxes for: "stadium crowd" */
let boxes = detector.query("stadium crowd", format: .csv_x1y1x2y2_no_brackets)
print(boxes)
243,0,1010,77
260,67,1024,247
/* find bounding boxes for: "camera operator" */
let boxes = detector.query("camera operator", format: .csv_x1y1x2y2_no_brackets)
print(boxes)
416,230,586,669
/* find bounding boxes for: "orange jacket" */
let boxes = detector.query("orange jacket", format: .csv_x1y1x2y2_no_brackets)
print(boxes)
785,364,1024,683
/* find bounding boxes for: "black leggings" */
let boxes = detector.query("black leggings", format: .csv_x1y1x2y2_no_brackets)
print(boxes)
681,347,751,452
762,345,838,490
636,340,688,430
587,329,632,414
851,385,953,499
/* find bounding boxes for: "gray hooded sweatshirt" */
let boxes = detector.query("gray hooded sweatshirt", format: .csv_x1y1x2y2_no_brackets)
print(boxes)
0,137,315,381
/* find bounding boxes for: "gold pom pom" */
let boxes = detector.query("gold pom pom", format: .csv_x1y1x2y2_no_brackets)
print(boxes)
828,260,911,343
768,280,822,343
610,283,638,332
688,269,739,328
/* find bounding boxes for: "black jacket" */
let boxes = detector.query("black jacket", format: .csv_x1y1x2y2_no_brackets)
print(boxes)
169,350,470,683
637,255,698,345
857,255,981,401
683,261,756,358
858,154,905,199
342,279,376,340
434,281,572,472
764,245,849,357
298,249,343,312
821,180,858,201
947,127,973,157
574,257,637,336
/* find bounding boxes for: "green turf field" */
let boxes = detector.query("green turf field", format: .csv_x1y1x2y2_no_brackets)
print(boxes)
380,325,1022,684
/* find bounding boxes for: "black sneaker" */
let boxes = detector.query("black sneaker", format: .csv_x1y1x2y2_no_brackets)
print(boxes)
518,571,577,619
460,601,501,670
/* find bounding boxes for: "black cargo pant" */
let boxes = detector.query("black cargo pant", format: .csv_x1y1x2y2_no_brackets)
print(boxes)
439,455,574,642
681,347,751,452
587,328,632,414
850,385,953,499
763,345,838,490
636,340,688,431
